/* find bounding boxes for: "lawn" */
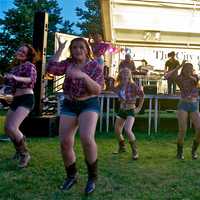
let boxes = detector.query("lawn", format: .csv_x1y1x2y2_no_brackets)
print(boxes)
0,109,6,135
1,127,200,200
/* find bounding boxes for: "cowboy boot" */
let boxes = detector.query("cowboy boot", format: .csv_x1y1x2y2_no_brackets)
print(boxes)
129,140,139,160
60,162,78,191
177,143,184,160
16,136,31,168
11,138,20,160
85,159,98,195
192,140,199,160
113,140,126,154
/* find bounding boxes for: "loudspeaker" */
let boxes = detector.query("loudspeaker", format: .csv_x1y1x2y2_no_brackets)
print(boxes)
32,12,48,116
20,116,59,137
33,12,48,55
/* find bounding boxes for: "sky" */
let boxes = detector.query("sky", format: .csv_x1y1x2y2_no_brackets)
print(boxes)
0,0,85,33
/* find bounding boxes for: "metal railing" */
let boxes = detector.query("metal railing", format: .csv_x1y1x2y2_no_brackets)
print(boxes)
42,75,64,115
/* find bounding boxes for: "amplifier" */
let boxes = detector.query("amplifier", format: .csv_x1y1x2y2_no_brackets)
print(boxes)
20,115,59,137
143,85,157,94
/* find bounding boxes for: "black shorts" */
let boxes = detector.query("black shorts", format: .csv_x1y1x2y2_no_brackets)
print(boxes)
10,94,35,111
117,109,135,119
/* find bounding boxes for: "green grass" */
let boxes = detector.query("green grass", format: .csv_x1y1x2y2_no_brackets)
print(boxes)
1,131,200,200
0,110,6,135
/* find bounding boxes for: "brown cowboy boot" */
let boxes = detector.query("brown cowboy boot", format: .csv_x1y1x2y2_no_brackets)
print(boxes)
177,143,184,160
129,140,139,160
85,159,98,195
60,162,78,191
17,136,31,168
11,138,20,160
192,140,199,160
113,140,126,154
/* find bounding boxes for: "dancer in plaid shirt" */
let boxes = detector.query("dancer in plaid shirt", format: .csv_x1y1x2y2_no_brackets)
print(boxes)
112,68,144,160
47,37,104,194
4,44,37,168
88,33,110,69
165,61,200,160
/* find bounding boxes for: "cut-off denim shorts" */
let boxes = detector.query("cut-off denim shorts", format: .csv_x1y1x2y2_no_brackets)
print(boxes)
116,109,135,119
10,94,35,111
96,57,104,65
60,97,100,117
177,100,198,112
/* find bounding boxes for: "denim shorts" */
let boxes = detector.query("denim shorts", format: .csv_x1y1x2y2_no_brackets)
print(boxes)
96,57,104,65
117,109,135,119
10,94,35,111
60,97,100,117
177,100,198,112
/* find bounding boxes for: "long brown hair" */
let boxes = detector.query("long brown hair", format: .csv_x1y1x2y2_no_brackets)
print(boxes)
180,63,193,76
69,37,93,61
10,44,37,68
23,43,37,64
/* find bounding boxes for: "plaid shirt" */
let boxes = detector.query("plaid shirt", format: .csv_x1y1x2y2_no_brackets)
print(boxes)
176,75,199,99
6,61,37,89
117,82,144,103
91,42,110,57
165,70,199,99
47,59,104,99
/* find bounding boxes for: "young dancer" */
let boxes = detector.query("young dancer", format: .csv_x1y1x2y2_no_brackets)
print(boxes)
88,33,110,69
47,37,104,194
165,62,200,159
113,68,144,159
4,44,37,168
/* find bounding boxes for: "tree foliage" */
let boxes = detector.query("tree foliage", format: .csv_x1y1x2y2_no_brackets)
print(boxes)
0,0,74,73
76,0,102,37
59,20,75,35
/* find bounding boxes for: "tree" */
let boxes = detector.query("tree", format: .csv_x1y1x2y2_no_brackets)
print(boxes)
59,20,75,35
0,0,74,72
75,0,102,37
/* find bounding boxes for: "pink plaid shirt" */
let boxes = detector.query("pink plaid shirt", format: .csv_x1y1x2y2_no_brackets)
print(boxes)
5,61,37,89
176,75,199,99
91,42,110,57
117,82,144,103
165,70,199,99
47,59,104,99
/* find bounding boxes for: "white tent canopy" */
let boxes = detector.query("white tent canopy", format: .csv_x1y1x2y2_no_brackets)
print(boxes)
100,0,200,75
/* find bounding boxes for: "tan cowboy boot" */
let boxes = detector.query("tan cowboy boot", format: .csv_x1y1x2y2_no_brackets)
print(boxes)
17,136,31,168
129,140,139,160
113,140,126,154
192,140,199,160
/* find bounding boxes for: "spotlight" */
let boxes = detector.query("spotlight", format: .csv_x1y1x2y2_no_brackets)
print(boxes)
108,47,114,53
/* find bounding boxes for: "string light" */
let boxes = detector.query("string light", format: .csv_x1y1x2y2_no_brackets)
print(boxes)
108,46,121,54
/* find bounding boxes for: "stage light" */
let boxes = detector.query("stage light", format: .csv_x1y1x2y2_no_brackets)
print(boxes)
108,47,114,53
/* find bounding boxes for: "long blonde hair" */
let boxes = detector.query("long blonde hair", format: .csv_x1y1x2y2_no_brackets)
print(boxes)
116,68,134,88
